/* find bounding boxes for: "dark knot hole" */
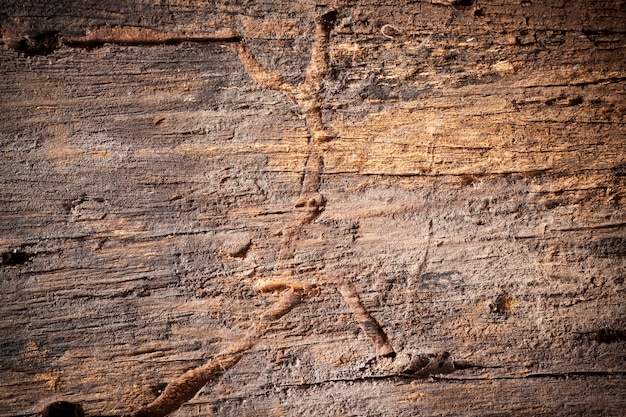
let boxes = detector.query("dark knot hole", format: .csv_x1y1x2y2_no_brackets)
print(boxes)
42,401,84,417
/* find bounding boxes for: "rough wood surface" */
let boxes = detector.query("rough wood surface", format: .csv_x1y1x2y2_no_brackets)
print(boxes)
1,1,625,416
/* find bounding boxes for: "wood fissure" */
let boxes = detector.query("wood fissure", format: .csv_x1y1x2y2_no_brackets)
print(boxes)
0,28,243,57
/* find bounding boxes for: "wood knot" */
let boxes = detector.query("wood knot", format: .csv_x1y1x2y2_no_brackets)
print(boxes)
318,10,338,28
42,401,84,417
494,293,518,314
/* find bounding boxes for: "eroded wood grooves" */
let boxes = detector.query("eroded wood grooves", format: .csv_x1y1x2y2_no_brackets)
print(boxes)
133,11,396,415
132,289,306,417
1,1,625,416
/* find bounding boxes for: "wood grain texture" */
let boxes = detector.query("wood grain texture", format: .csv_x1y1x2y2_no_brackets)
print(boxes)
1,1,625,416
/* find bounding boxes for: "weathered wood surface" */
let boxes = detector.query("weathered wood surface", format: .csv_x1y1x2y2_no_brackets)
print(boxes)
1,1,625,416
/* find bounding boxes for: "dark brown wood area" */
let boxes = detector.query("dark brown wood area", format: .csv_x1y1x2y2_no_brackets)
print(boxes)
1,1,625,416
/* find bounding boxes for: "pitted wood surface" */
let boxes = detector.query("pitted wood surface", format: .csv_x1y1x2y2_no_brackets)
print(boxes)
1,1,625,416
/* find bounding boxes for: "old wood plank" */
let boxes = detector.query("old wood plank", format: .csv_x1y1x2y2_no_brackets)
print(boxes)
1,1,625,416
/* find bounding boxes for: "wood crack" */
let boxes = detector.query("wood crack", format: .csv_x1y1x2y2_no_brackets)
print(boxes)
273,370,626,389
0,26,242,55
434,370,626,382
